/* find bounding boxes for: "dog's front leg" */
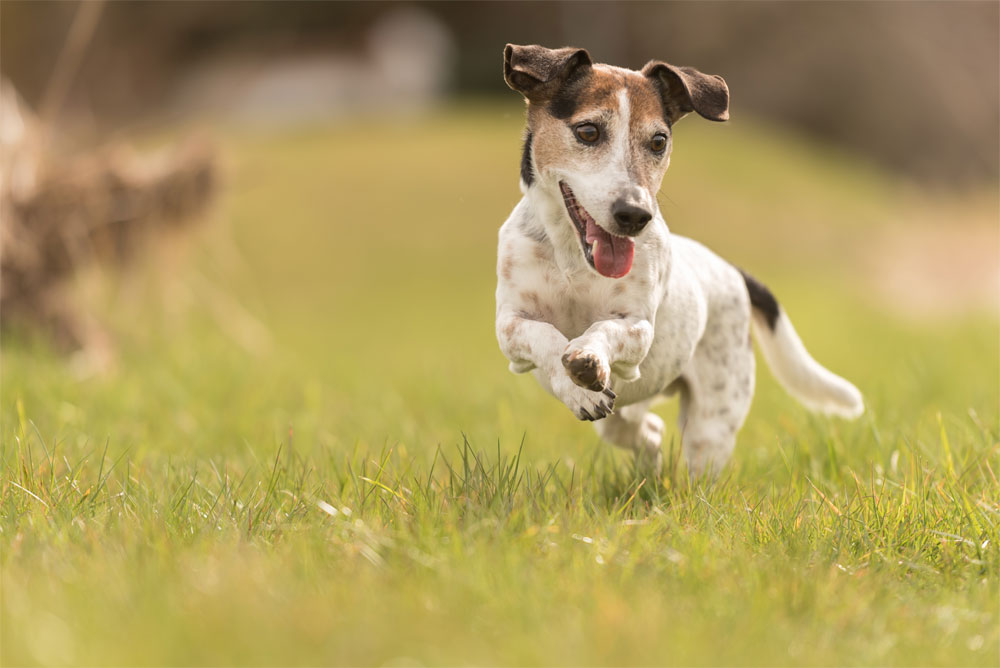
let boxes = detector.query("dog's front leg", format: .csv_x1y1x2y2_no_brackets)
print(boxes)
563,316,654,391
497,309,616,420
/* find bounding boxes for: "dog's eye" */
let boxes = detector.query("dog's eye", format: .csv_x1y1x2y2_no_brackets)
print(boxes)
575,123,600,144
650,133,668,153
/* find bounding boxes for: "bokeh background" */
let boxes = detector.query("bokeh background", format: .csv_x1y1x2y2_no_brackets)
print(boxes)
4,1,999,183
2,1,997,353
2,2,998,665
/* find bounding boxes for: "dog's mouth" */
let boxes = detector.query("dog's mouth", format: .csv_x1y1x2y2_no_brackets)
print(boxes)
559,182,634,278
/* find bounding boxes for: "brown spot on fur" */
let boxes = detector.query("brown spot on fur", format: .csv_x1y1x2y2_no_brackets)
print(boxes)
501,255,514,281
521,291,542,311
612,283,626,295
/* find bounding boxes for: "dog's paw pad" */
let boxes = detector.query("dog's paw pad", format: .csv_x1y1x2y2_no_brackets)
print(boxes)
562,350,609,392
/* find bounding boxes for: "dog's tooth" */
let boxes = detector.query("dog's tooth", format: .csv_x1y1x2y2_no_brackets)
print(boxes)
592,239,601,256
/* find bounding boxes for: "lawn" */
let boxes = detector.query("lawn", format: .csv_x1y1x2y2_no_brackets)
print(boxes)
2,102,998,666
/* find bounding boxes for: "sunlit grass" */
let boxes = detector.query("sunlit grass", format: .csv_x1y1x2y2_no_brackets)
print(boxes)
2,103,997,666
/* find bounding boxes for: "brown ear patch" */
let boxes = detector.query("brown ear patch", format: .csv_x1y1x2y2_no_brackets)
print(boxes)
504,44,592,102
642,61,730,124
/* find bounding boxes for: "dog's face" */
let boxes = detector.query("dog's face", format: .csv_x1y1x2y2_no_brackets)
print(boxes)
504,44,729,278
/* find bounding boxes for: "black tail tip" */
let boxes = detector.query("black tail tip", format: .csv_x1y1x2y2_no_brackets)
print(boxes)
738,268,780,331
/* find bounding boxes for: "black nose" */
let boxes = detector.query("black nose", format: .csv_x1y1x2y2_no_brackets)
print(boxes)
612,200,652,235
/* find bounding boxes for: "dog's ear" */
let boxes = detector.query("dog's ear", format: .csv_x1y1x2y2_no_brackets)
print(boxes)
642,61,729,124
504,44,592,101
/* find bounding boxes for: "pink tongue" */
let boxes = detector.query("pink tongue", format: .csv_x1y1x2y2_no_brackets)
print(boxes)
586,220,634,278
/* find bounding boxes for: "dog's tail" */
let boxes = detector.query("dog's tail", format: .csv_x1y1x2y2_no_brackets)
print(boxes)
740,269,864,419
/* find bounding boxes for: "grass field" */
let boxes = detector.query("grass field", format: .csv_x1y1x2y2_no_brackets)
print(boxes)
2,102,998,666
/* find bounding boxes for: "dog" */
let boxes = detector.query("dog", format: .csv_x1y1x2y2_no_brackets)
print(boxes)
494,44,864,478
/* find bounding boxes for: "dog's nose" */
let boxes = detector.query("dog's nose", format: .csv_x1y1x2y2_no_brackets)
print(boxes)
612,199,652,235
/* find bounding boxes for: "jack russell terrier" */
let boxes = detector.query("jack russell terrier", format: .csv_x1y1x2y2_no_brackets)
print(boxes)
494,44,863,478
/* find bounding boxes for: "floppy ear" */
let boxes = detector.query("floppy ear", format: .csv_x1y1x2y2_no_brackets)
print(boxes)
642,61,730,124
504,44,592,101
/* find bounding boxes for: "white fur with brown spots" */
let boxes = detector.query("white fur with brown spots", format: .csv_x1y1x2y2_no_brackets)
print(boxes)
496,44,863,478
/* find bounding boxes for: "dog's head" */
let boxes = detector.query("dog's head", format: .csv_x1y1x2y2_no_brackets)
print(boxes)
504,44,729,278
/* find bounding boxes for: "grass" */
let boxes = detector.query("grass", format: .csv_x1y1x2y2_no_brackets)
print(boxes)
2,101,998,666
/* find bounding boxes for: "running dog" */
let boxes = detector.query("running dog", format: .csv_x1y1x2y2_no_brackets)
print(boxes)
495,44,863,478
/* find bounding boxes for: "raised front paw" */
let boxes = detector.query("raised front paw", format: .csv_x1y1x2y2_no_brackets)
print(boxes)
551,373,616,421
561,348,611,392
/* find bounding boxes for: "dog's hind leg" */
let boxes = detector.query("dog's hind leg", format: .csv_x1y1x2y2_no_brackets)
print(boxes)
593,400,665,479
677,336,756,479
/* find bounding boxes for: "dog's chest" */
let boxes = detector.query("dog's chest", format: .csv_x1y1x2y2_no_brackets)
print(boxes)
500,229,660,340
531,270,643,340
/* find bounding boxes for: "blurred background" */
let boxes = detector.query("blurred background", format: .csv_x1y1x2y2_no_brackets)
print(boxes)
4,1,998,181
1,0,997,431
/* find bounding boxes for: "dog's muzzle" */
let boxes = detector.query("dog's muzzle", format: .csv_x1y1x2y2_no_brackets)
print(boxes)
559,182,635,279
